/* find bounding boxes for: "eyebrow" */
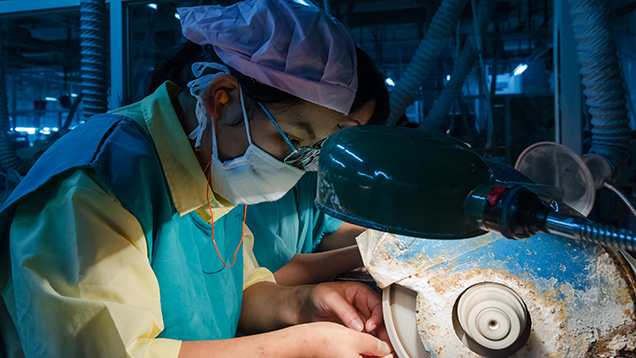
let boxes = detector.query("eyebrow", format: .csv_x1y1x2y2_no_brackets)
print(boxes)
257,101,317,141
286,120,316,141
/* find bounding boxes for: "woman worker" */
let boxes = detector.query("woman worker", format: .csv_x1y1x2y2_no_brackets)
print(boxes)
148,44,389,287
0,1,393,357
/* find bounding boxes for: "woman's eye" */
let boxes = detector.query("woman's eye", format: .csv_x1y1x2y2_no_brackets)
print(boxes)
285,134,301,147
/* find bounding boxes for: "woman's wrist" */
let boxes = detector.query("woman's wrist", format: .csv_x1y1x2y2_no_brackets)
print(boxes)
240,282,314,331
281,284,315,325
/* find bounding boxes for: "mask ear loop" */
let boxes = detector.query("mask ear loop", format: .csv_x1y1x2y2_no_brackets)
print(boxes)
238,87,254,145
206,91,246,269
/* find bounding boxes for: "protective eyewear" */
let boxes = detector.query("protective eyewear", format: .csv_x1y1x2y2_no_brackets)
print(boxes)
257,102,324,171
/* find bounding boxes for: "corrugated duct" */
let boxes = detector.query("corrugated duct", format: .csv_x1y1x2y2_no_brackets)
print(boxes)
421,0,497,132
80,0,108,119
569,0,631,179
387,0,470,125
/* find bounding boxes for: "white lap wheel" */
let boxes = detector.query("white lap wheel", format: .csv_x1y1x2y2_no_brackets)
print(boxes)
455,283,529,353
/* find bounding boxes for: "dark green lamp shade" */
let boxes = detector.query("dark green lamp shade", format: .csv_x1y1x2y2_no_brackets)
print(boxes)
315,125,493,239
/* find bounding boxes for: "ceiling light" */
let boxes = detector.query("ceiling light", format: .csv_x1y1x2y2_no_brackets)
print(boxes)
513,63,528,76
15,127,37,135
292,0,313,6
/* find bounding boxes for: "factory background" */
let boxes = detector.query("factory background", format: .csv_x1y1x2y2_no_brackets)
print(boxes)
0,0,635,227
2,1,636,356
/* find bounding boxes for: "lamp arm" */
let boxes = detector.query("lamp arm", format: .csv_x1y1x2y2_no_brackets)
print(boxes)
466,185,636,252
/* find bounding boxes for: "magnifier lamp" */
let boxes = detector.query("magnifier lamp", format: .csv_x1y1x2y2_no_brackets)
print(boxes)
315,125,636,252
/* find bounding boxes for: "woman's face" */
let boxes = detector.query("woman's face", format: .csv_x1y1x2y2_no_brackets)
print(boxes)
215,93,376,164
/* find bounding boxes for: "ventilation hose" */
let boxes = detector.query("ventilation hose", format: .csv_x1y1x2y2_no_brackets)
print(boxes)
323,0,331,15
421,0,497,132
80,0,108,119
0,27,20,174
387,0,470,125
568,0,631,179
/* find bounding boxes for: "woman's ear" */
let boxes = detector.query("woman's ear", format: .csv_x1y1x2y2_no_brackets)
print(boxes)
203,74,239,120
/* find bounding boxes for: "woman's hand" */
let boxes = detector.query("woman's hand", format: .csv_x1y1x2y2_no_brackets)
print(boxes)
236,281,393,358
300,282,389,343
294,322,393,358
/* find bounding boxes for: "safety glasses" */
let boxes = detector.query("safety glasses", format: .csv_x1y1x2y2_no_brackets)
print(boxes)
257,102,324,171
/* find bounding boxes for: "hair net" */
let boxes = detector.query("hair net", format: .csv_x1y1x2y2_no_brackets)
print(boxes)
178,0,358,115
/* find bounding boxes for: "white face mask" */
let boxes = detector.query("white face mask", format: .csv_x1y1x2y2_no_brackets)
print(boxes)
205,87,305,205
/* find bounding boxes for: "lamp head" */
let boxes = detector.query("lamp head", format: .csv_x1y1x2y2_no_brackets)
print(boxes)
315,125,493,239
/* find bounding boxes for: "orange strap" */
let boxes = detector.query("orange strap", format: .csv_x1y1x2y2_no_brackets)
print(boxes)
206,116,246,268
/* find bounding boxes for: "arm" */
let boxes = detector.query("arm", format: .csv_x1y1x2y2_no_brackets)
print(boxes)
235,280,391,356
179,322,391,358
239,282,313,332
238,281,387,340
273,245,363,285
316,222,366,251
179,281,393,357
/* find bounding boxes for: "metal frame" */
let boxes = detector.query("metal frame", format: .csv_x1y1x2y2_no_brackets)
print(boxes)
110,0,127,108
0,0,80,14
553,0,583,155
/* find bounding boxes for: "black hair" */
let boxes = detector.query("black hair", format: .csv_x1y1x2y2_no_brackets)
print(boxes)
148,41,389,124
352,47,389,125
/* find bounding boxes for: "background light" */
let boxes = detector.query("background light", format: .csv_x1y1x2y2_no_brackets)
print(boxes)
385,77,396,87
147,3,157,10
45,97,58,102
513,63,528,76
15,127,37,135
